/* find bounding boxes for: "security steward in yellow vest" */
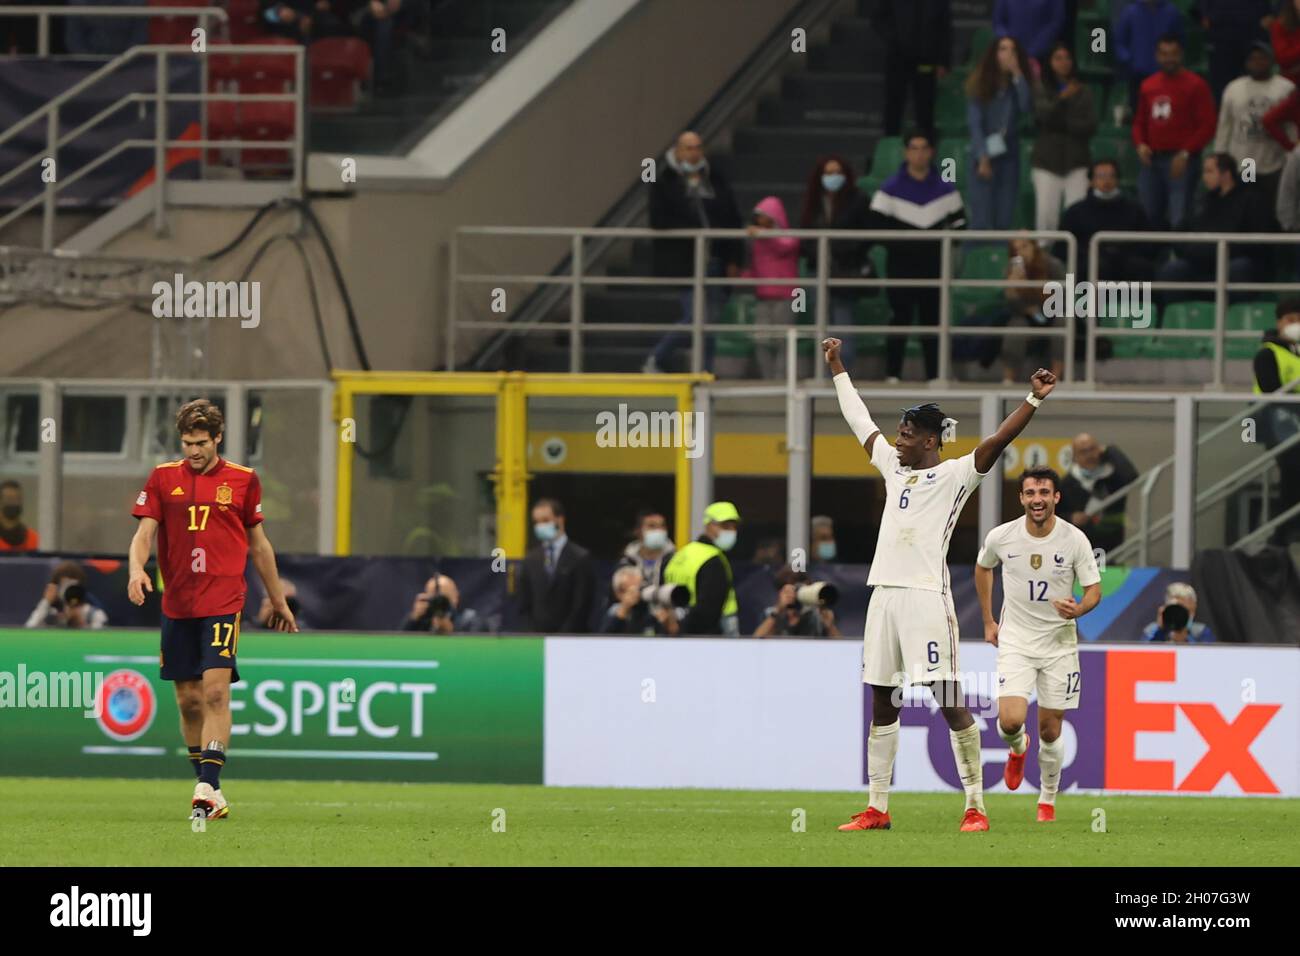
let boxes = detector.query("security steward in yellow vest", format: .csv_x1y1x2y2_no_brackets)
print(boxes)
663,501,741,636
1252,299,1300,541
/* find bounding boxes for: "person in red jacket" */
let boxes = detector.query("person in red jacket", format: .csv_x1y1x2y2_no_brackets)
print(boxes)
1132,34,1216,229
1263,87,1300,152
1272,0,1300,86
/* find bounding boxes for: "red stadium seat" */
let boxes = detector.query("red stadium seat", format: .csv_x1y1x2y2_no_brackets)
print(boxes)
238,101,296,168
236,36,298,93
225,0,265,43
147,0,209,46
309,37,371,109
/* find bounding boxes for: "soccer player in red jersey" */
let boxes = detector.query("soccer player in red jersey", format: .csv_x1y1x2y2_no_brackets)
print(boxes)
126,399,298,820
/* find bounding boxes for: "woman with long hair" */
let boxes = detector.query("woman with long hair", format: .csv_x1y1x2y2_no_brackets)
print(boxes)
966,35,1035,230
998,235,1065,384
1031,42,1097,237
799,154,870,374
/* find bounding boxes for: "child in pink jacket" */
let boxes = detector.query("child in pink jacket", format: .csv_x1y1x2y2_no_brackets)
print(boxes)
746,195,801,379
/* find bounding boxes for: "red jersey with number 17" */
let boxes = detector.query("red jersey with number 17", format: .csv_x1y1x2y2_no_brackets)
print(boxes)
131,457,264,619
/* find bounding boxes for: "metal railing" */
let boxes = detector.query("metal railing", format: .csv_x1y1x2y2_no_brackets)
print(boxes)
0,5,228,57
451,226,1077,381
0,42,305,250
1087,230,1300,388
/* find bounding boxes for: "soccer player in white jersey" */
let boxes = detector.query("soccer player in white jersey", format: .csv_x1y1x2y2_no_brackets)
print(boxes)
975,466,1102,822
824,337,1056,833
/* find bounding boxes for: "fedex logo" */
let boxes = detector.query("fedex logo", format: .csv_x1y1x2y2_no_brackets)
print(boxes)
1151,96,1172,121
1105,651,1281,794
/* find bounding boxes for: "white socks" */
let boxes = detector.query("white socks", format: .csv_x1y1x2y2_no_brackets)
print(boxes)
1039,735,1064,805
867,720,900,813
950,724,985,812
998,721,1028,755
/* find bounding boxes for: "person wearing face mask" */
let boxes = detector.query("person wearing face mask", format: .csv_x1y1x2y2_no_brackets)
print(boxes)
1141,582,1216,643
620,509,675,588
799,155,871,377
516,497,594,633
1057,432,1139,553
810,515,837,563
26,561,109,629
0,479,39,552
662,501,742,636
1252,298,1300,543
1059,159,1155,284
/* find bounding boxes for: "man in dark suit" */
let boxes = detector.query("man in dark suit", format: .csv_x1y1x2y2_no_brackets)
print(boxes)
516,497,594,633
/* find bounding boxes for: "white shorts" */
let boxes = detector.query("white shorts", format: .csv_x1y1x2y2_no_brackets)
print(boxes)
862,586,960,686
997,649,1082,711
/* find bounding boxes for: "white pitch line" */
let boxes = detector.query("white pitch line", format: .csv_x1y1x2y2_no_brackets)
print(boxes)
82,745,167,756
228,749,440,761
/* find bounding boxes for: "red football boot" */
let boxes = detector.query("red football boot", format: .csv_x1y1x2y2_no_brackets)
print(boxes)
1004,736,1029,791
959,807,990,832
838,807,891,831
1037,803,1056,823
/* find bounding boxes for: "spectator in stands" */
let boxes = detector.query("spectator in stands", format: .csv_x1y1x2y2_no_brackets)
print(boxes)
1197,1,1276,102
999,236,1065,385
810,514,837,562
965,35,1033,231
1059,432,1139,553
1214,42,1294,212
1117,0,1186,109
1252,298,1300,542
1032,42,1098,237
799,155,871,376
868,128,967,383
516,497,594,633
874,0,952,137
601,565,679,636
26,561,108,629
662,500,742,636
1141,582,1217,642
753,564,840,638
63,0,148,56
752,537,785,567
1275,145,1300,273
349,0,425,91
261,0,314,43
993,0,1064,71
1154,153,1275,307
1263,86,1300,152
0,480,38,552
1059,159,1156,283
620,508,675,589
1272,0,1300,86
256,579,308,630
1133,35,1217,230
403,573,485,634
644,131,744,374
745,195,801,380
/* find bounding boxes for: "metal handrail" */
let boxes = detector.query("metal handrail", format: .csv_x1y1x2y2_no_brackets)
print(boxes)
450,226,1078,380
0,43,305,250
1233,500,1300,552
0,6,228,56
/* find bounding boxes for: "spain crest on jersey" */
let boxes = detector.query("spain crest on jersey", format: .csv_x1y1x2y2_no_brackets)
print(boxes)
215,483,233,505
1030,554,1042,570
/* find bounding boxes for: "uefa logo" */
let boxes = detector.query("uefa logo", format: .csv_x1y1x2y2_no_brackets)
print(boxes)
95,669,157,741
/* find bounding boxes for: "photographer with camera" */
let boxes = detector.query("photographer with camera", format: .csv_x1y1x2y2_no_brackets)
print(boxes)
601,566,682,636
26,560,108,629
753,564,841,638
256,579,308,630
403,574,486,635
1141,582,1216,644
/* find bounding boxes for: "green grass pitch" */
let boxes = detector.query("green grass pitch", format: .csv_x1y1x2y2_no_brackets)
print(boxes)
1,777,1296,866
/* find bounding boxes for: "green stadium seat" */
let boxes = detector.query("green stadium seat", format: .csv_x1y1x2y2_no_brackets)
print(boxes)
1090,135,1138,183
1151,300,1214,359
967,25,993,68
960,245,1008,280
854,296,892,351
869,137,904,180
716,295,755,359
1226,302,1274,359
935,82,968,137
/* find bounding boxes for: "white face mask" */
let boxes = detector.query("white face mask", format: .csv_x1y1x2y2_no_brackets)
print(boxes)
714,529,737,552
1092,187,1120,201
1282,323,1300,344
534,522,558,542
642,529,668,550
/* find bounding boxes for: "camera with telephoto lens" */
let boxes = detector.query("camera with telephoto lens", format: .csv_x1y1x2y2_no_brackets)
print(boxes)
1160,602,1190,631
51,580,86,611
429,594,453,618
796,582,838,608
642,583,690,608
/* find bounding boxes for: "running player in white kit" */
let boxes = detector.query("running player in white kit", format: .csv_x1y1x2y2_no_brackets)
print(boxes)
974,466,1102,822
824,337,1056,833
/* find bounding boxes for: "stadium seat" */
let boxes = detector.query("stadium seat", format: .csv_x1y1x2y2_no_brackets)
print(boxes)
960,244,1008,281
1090,135,1138,183
237,36,298,94
868,137,904,180
715,295,756,361
1226,302,1274,359
148,0,207,45
225,0,264,43
310,38,372,110
1153,301,1214,359
935,80,968,137
238,101,296,168
966,25,993,67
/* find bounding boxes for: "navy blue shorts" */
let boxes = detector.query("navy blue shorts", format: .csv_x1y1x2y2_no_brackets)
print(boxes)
160,612,241,683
